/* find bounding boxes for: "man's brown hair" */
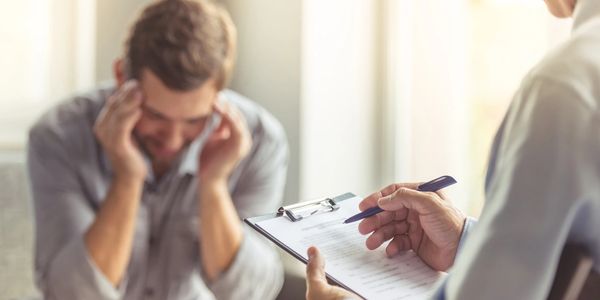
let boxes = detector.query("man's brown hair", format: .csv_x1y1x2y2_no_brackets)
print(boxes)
124,0,236,91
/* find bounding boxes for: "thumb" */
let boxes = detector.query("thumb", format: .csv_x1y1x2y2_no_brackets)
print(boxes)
378,187,440,215
306,246,327,285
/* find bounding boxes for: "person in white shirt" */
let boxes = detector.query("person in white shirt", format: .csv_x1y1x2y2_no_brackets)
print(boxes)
305,0,600,299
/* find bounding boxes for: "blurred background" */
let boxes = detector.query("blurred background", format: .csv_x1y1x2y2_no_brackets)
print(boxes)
0,0,570,299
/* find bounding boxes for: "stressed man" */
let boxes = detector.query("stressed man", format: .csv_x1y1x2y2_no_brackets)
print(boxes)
28,1,287,299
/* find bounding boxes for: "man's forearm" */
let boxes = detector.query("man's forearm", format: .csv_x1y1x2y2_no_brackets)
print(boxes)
198,180,243,281
84,176,143,286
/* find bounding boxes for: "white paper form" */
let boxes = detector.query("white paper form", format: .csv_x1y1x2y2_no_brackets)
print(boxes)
256,195,446,299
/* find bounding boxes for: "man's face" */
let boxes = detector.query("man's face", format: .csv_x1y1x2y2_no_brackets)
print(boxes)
134,69,218,165
544,0,576,18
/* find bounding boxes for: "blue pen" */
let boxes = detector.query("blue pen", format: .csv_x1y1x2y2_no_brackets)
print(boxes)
343,175,457,224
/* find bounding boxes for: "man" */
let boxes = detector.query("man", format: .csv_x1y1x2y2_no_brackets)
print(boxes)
28,1,287,299
306,0,600,299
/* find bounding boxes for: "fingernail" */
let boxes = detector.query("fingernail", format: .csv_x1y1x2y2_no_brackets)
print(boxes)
307,247,315,260
125,79,138,89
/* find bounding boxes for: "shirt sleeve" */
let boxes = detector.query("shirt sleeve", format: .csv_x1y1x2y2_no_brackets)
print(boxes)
28,122,122,300
456,217,478,255
207,112,288,300
437,77,598,299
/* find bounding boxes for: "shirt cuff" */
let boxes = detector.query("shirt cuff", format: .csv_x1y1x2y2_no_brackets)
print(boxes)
208,226,284,300
45,235,122,300
456,217,478,256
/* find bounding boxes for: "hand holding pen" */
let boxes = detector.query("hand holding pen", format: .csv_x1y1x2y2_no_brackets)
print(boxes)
344,176,457,223
352,175,466,272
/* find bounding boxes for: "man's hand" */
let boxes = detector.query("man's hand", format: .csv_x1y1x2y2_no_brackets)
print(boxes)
86,80,148,285
199,101,252,184
305,247,359,300
358,182,466,271
94,80,147,180
197,101,250,280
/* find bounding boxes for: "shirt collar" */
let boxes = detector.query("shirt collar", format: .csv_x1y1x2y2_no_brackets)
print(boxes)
177,109,222,176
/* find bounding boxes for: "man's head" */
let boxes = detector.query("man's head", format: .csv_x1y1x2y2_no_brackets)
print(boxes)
113,0,236,166
544,0,577,18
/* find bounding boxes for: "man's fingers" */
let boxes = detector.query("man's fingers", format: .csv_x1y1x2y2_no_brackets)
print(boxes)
213,101,249,143
378,188,441,215
358,211,393,235
385,234,412,257
358,209,407,235
435,189,449,201
215,102,238,130
106,80,143,121
112,80,139,107
118,88,143,112
207,117,231,142
120,109,142,133
365,222,409,250
359,182,421,211
306,247,327,285
359,191,383,211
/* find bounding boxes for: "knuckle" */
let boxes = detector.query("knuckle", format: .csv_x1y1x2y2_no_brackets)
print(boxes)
393,188,408,200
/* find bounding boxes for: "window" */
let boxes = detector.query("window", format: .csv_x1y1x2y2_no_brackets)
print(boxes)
384,0,571,215
0,0,95,149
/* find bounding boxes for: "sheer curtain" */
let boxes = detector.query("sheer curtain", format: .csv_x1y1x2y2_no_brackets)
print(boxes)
381,0,472,211
382,0,571,215
0,0,96,150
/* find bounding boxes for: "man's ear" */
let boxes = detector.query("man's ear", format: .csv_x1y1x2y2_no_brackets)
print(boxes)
113,58,127,87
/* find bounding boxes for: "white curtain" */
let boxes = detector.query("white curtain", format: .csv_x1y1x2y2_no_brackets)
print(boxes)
381,0,472,211
383,0,571,214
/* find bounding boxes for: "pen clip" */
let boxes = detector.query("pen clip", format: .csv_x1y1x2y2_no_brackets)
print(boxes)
417,175,457,192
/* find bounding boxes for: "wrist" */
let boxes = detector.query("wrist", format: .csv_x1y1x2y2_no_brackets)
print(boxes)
199,176,228,189
112,162,146,180
112,172,145,188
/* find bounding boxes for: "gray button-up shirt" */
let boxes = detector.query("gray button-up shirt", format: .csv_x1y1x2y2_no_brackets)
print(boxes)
27,86,288,300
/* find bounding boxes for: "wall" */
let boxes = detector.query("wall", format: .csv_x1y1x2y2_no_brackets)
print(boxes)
220,0,303,206
301,0,381,200
95,0,151,82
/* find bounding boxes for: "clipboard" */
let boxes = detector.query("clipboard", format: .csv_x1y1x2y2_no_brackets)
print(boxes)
245,192,445,299
244,193,359,295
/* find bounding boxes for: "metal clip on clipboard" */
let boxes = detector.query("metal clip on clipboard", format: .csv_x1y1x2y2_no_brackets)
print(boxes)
278,197,340,222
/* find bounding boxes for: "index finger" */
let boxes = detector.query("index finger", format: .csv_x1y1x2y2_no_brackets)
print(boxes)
378,187,442,215
358,209,408,235
114,80,140,102
213,101,248,139
358,182,420,211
